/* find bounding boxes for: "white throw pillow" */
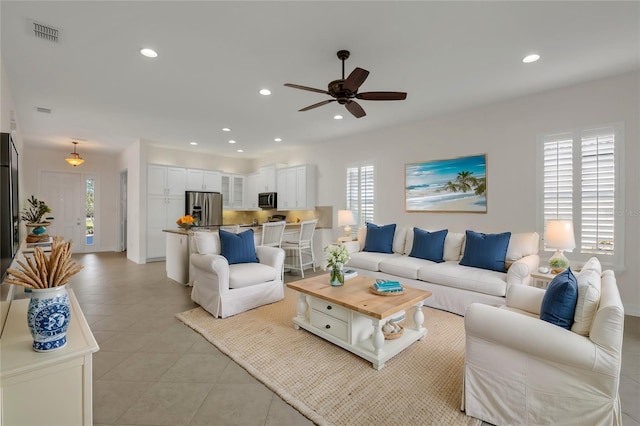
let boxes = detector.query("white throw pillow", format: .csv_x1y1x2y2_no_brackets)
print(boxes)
443,232,465,262
506,232,540,261
194,231,221,255
357,227,367,251
393,226,407,254
571,268,601,336
404,227,415,254
580,256,602,276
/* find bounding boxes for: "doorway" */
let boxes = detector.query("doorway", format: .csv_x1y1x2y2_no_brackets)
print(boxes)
39,171,97,253
119,170,127,252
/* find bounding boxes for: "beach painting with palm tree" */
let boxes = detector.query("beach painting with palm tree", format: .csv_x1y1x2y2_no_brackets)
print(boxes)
405,154,487,212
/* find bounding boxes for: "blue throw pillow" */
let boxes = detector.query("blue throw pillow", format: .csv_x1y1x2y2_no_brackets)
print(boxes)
409,228,448,263
219,229,258,265
540,268,578,330
459,230,511,272
363,223,396,254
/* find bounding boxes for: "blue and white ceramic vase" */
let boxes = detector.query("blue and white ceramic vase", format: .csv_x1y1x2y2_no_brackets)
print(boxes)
27,285,70,352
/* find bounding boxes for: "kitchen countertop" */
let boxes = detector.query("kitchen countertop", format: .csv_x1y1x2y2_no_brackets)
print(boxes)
163,222,328,235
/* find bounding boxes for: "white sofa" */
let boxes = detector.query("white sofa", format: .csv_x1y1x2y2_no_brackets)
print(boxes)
463,258,623,425
190,231,285,318
343,226,540,316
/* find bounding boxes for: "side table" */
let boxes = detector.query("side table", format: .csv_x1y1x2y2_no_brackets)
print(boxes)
530,271,556,289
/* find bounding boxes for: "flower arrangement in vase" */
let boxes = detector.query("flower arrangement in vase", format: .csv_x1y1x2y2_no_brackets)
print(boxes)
5,237,83,351
176,215,195,230
324,244,351,286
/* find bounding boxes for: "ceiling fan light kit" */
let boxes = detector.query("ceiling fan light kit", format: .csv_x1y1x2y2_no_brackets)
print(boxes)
285,50,407,118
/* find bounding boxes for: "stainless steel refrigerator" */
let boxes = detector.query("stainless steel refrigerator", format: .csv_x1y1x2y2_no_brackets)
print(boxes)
185,191,223,227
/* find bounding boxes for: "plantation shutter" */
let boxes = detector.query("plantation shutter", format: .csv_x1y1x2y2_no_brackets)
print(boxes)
543,133,573,246
346,164,375,228
346,167,359,224
360,165,375,225
581,127,615,255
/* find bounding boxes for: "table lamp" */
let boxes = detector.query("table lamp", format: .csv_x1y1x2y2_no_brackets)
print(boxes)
545,220,576,273
337,210,356,242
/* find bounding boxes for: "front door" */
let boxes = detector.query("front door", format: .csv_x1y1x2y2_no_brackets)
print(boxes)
39,171,87,252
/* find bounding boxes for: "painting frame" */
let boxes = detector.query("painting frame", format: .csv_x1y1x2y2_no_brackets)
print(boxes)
405,154,487,213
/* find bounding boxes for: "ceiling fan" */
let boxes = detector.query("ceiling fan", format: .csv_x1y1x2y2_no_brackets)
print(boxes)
284,50,407,118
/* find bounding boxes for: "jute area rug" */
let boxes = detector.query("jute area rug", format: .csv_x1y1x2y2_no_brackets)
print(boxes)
176,287,480,426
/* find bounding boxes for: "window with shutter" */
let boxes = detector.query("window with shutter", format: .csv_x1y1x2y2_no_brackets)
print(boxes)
346,164,375,228
538,123,624,269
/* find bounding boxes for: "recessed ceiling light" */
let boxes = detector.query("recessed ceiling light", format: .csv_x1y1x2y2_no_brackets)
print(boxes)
222,127,231,132
237,149,244,153
228,140,236,144
274,137,282,142
259,89,271,96
334,115,343,120
140,48,158,58
522,54,540,63
190,141,198,146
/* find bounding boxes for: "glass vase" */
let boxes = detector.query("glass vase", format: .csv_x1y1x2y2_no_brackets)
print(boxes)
330,265,345,286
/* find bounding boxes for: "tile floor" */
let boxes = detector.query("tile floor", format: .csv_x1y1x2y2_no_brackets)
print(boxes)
56,252,639,425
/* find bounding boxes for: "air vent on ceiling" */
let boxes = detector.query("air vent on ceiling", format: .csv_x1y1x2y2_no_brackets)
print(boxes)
29,20,60,43
36,107,52,114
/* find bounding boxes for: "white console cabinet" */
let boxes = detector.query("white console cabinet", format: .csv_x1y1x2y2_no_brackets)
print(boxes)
0,288,98,425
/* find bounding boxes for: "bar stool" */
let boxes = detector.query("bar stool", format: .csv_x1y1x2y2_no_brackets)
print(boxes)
261,221,286,248
282,219,317,278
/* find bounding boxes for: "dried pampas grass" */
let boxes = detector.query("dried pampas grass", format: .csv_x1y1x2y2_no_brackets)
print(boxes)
5,236,83,289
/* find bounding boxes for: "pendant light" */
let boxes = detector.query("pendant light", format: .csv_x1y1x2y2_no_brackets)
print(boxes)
65,141,84,167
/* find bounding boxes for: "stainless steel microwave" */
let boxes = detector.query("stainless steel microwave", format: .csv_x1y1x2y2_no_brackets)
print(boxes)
258,192,277,209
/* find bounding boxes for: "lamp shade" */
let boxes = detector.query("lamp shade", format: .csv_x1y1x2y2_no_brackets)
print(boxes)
545,220,576,250
337,210,356,227
65,142,84,167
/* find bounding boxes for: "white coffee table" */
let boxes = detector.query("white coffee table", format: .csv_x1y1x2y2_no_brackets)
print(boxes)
288,275,432,370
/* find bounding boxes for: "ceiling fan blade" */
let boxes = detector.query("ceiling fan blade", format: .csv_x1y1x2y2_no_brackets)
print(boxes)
299,99,335,112
356,91,407,101
284,83,329,95
345,100,366,118
342,67,369,92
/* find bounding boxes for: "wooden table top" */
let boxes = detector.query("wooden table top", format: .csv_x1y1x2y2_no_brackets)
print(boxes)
287,274,432,320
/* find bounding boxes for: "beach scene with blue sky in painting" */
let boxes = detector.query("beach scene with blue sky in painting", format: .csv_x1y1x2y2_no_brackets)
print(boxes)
405,154,487,212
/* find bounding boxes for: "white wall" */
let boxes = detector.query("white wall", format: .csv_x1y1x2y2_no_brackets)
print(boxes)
21,147,119,252
258,71,640,315
1,58,24,202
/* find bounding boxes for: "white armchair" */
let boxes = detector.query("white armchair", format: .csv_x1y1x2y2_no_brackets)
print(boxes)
463,265,624,425
190,231,285,318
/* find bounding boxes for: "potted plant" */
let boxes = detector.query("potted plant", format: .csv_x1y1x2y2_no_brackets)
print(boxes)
21,195,52,224
549,256,569,274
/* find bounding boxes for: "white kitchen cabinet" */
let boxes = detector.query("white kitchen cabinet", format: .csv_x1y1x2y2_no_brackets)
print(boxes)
186,169,221,192
257,165,277,193
147,165,186,260
165,231,190,284
148,164,186,196
276,165,316,210
245,173,260,210
147,196,184,260
221,174,245,210
1,289,98,425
